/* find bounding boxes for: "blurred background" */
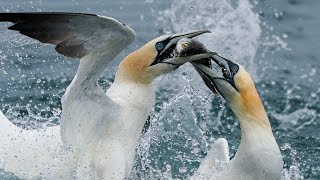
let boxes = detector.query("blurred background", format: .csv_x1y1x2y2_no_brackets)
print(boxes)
0,0,319,179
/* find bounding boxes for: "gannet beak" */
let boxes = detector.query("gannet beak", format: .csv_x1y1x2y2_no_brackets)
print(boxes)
192,54,240,100
151,30,213,66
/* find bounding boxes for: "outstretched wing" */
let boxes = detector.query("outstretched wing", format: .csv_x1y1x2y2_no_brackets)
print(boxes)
190,138,230,179
0,12,136,153
0,12,136,58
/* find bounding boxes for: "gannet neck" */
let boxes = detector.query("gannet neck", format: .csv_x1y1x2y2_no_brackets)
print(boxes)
228,90,283,180
230,88,276,148
230,100,271,131
236,114,274,148
228,116,283,180
107,80,155,137
101,81,155,178
114,44,158,84
230,70,272,129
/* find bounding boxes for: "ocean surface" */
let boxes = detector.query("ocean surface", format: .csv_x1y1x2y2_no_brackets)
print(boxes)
0,0,319,179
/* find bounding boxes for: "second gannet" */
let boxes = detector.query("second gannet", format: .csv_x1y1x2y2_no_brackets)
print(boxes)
0,12,213,179
175,39,283,180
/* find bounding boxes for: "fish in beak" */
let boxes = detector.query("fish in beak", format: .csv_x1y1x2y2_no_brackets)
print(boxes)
174,38,240,99
150,30,216,67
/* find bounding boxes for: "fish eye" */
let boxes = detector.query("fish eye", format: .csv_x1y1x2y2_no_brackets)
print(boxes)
222,67,231,79
156,42,165,51
180,42,190,49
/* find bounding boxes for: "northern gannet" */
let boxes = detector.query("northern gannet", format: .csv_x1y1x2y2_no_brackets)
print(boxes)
175,39,283,180
0,12,213,179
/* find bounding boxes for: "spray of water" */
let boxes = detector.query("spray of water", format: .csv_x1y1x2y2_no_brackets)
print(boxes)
133,0,261,179
134,0,302,179
159,0,261,77
0,0,308,179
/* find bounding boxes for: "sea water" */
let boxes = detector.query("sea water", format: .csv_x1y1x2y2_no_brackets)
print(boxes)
0,0,319,179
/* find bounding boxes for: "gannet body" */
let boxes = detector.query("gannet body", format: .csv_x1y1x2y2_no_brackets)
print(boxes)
0,12,213,179
175,39,283,180
61,70,156,179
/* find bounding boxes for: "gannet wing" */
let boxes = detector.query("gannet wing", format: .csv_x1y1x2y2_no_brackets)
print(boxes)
0,12,136,58
0,11,135,147
190,138,229,179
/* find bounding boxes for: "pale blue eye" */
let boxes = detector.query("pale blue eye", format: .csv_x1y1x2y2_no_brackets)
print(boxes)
156,42,164,51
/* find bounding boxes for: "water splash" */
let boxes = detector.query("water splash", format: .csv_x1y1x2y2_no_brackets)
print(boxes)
133,0,263,179
158,0,261,78
133,0,310,179
273,108,318,131
4,105,61,129
134,82,211,179
280,143,304,180
0,0,314,179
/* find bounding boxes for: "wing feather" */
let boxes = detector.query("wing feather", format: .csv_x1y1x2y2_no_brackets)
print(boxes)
0,12,136,58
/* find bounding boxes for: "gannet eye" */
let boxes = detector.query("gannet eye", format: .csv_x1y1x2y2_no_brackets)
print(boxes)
229,62,239,75
155,42,165,51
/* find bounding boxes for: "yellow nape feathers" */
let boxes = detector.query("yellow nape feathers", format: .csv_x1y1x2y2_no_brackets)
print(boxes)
231,66,271,129
115,36,173,84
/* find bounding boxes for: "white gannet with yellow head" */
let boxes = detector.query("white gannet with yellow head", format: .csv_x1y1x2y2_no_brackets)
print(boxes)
175,39,283,180
0,13,213,179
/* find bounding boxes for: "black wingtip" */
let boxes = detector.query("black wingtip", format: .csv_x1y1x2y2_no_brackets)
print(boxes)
7,25,15,30
0,12,98,23
0,13,13,22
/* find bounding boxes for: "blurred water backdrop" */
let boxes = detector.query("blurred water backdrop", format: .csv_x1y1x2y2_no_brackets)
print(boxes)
0,0,319,179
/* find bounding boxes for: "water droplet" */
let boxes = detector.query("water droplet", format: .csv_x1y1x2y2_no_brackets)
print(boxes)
282,33,288,39
179,167,188,173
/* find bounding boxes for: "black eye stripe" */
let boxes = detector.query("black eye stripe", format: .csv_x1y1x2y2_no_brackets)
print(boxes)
155,37,171,53
226,60,239,91
150,37,174,66
227,60,239,76
214,55,239,91
215,55,239,77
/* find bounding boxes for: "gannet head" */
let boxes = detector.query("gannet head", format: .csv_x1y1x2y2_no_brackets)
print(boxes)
168,37,271,127
192,54,270,128
115,30,213,84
